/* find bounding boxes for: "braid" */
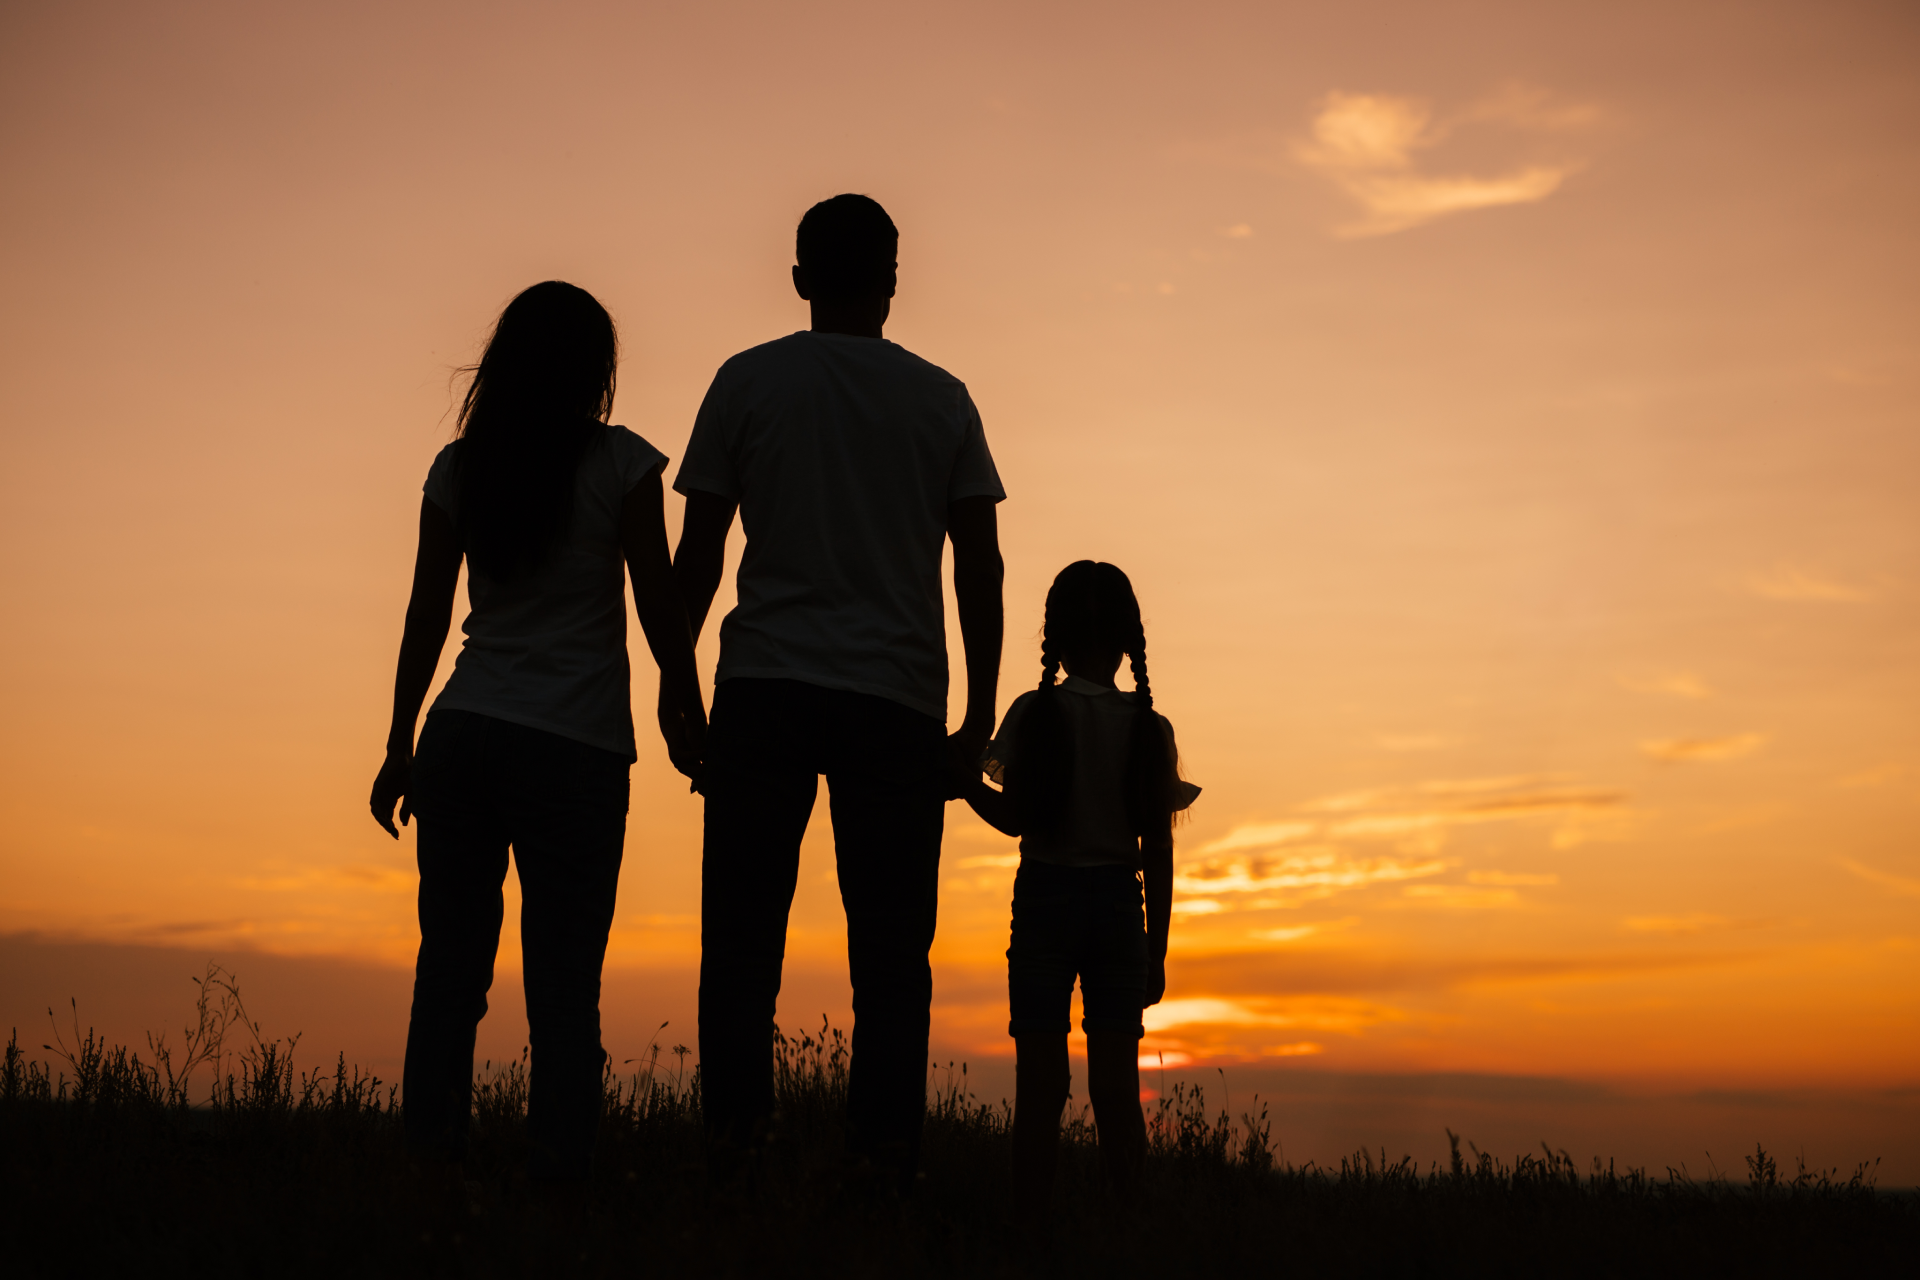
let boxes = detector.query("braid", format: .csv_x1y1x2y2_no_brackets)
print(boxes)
1128,638,1152,712
1039,649,1061,693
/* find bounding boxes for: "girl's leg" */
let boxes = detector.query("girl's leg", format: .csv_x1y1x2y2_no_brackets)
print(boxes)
1013,1033,1070,1232
1086,1030,1146,1201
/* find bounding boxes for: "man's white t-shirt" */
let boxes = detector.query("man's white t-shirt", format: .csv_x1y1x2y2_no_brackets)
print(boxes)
673,331,1006,722
423,423,667,760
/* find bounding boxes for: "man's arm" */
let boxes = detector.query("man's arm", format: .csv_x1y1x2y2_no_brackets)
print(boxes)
673,489,738,644
947,494,1004,796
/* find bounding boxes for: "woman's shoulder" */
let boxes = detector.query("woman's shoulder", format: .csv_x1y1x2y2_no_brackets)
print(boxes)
593,424,668,487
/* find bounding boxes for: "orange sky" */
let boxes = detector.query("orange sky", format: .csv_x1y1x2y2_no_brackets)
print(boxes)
2,0,1916,1170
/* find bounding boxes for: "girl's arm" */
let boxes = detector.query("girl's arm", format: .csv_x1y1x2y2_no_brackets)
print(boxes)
963,776,1021,837
369,497,463,837
1143,816,1174,1005
621,468,708,783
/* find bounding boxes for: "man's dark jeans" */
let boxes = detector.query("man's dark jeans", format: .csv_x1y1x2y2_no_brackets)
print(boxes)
404,709,629,1180
699,678,945,1172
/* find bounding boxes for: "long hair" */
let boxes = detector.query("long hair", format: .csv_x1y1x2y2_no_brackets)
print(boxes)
452,281,618,580
1006,560,1178,839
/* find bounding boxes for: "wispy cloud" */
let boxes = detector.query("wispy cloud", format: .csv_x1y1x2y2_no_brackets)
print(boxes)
1640,734,1766,763
1294,89,1586,237
1142,994,1401,1035
1617,672,1713,700
1249,916,1359,944
1402,884,1521,909
1623,913,1730,935
1375,733,1459,752
1468,871,1559,886
1839,859,1920,899
1838,764,1907,789
1745,565,1872,602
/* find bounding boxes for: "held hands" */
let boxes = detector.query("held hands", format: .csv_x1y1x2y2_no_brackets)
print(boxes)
943,721,991,801
369,745,413,839
657,682,709,791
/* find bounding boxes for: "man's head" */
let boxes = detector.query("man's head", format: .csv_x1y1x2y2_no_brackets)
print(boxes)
794,194,898,305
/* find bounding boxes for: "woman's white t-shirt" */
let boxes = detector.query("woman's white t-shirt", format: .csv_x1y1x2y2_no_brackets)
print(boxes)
984,674,1202,868
422,424,667,761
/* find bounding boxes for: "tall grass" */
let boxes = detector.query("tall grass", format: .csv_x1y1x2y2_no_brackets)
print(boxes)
1,968,1911,1276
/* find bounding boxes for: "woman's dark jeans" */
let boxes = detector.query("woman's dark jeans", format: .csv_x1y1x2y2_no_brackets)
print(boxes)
403,709,629,1180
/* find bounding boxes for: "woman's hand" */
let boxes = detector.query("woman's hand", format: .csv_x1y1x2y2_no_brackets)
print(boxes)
657,684,708,789
369,745,414,839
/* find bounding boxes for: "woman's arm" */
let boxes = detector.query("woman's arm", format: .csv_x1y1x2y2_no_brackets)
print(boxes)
369,497,463,838
1143,818,1174,1006
963,776,1021,837
622,468,707,782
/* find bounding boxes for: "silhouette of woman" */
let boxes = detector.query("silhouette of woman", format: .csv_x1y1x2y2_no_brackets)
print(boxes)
369,281,704,1181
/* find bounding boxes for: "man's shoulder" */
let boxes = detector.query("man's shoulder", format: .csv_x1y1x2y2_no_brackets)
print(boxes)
714,332,812,379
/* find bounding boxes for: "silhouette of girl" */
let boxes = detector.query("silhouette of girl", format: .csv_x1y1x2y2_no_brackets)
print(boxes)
964,560,1199,1231
369,281,704,1181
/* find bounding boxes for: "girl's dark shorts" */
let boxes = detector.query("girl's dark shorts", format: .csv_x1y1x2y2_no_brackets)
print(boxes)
1007,859,1147,1040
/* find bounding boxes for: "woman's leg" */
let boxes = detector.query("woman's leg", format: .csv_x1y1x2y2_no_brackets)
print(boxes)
508,721,630,1182
1086,1030,1146,1200
403,711,510,1163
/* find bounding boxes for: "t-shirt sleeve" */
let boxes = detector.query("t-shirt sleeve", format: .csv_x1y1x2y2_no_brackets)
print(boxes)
673,366,742,501
422,442,459,520
947,386,1006,503
608,426,668,493
1160,713,1202,811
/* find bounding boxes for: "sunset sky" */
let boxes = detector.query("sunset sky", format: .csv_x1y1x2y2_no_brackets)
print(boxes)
3,0,1915,1175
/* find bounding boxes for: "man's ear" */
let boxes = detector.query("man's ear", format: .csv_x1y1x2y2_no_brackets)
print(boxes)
791,264,812,301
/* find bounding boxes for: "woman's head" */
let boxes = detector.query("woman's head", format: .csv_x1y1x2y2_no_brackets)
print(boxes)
453,282,618,579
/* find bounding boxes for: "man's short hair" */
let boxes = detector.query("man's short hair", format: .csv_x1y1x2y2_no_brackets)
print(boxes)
796,194,898,301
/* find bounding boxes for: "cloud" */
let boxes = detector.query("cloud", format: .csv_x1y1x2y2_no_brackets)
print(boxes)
1375,733,1459,752
1839,859,1920,899
235,865,413,894
1623,913,1730,935
1264,1042,1324,1057
1221,223,1254,238
1176,851,1447,899
1838,764,1907,789
1402,884,1521,909
1468,871,1559,886
1180,777,1626,913
1294,91,1582,237
1142,994,1400,1035
1249,917,1359,944
1745,565,1872,602
1617,672,1713,700
1639,734,1766,763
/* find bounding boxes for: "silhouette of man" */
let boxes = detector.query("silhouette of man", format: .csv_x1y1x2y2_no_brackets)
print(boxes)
672,194,1005,1181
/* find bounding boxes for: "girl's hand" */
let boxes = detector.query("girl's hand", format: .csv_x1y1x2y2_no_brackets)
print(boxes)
1144,942,1168,1007
658,684,708,789
369,746,413,839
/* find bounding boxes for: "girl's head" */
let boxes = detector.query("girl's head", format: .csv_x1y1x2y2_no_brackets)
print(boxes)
1039,560,1149,704
1011,560,1177,838
453,281,619,579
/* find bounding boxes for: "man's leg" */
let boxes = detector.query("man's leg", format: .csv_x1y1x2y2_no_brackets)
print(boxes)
699,680,820,1149
826,692,946,1178
510,722,631,1182
403,711,510,1163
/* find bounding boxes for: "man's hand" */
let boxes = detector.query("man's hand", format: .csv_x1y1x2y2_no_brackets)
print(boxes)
945,722,990,800
369,745,413,839
658,684,708,790
1144,939,1168,1008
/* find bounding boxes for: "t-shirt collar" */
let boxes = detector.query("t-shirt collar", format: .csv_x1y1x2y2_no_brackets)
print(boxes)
1059,674,1122,696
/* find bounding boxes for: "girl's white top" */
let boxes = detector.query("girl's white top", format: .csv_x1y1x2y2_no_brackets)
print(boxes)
984,674,1201,869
